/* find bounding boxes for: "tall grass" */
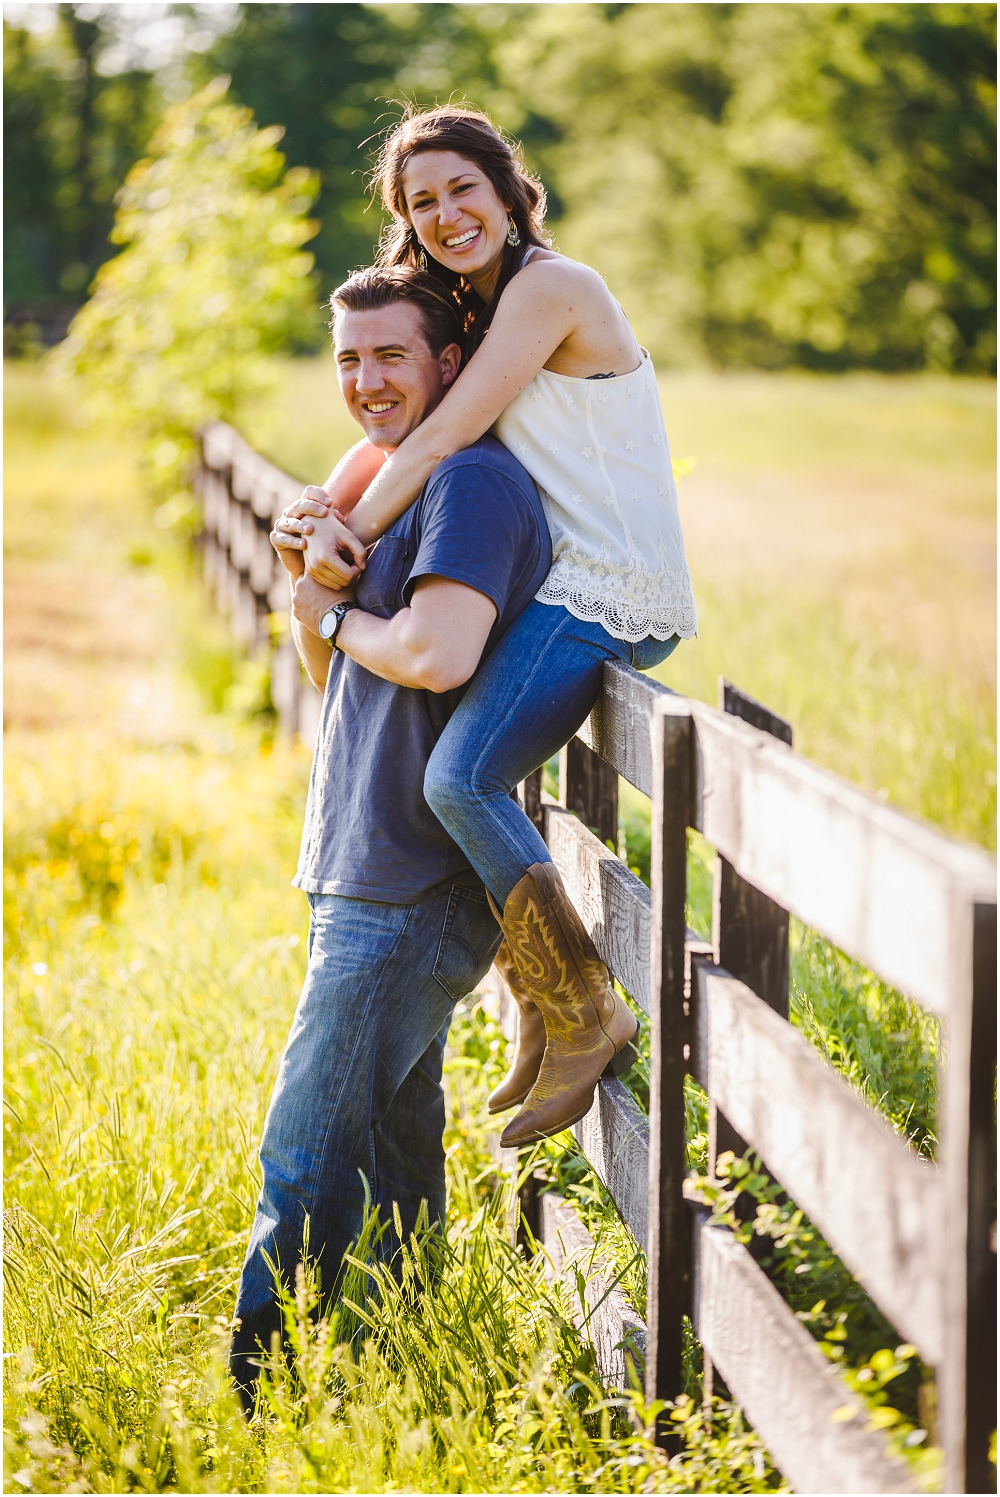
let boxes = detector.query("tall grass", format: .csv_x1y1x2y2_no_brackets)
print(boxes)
4,735,783,1493
5,362,991,1492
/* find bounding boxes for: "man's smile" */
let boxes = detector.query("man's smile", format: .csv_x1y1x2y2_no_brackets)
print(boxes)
361,400,399,414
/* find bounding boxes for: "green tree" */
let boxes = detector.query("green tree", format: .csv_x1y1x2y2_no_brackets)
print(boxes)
3,5,161,306
52,76,319,491
499,3,996,371
197,2,536,296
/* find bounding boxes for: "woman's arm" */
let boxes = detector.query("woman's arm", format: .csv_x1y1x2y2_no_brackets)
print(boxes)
350,267,577,543
323,437,389,517
307,262,591,571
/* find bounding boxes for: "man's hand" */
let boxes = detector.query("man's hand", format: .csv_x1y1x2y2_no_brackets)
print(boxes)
271,488,333,579
291,573,356,636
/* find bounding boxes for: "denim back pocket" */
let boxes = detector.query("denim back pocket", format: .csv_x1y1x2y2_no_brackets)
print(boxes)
358,536,409,614
433,886,501,1000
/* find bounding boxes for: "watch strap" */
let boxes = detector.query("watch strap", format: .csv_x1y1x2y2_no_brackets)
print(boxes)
322,600,359,646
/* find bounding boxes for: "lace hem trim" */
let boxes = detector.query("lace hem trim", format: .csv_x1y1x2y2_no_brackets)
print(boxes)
535,570,698,644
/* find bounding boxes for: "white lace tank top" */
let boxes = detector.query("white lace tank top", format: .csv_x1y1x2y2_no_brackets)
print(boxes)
494,350,697,643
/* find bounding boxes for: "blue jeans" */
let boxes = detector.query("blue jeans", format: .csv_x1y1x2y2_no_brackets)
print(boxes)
229,882,501,1403
424,600,679,906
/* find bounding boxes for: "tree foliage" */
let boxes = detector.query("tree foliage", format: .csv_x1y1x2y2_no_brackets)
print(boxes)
499,3,996,371
6,2,995,372
51,77,318,490
3,5,161,303
194,2,535,291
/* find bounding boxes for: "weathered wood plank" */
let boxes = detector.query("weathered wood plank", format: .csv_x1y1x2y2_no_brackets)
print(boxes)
691,957,944,1365
202,420,301,521
689,700,994,1018
939,900,998,1493
695,1219,916,1494
720,678,793,745
646,701,693,1421
560,738,618,848
544,806,708,1015
545,807,652,1012
578,663,664,802
709,680,792,1201
582,661,995,1015
519,768,545,834
540,1191,646,1391
573,1077,649,1246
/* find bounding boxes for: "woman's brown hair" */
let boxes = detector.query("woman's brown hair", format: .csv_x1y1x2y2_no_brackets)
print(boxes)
370,104,550,356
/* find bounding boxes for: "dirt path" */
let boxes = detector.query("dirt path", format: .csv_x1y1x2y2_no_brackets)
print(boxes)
4,365,200,739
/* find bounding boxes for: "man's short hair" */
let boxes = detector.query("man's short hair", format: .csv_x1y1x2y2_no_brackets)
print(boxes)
329,266,463,358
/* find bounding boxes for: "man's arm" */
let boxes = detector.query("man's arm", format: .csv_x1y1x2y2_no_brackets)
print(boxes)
288,576,346,693
291,573,497,694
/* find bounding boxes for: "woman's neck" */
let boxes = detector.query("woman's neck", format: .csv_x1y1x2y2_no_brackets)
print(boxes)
467,248,507,303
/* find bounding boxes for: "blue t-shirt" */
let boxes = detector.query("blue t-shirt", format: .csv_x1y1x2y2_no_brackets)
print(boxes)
294,437,551,903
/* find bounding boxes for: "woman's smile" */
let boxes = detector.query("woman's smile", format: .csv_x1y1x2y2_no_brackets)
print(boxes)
443,226,482,250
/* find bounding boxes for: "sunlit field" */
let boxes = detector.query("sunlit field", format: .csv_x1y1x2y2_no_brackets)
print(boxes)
4,361,993,1492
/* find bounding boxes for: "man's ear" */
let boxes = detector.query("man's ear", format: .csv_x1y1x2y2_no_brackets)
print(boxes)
439,343,462,387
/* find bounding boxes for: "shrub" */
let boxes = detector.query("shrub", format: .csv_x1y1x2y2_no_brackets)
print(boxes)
50,76,319,495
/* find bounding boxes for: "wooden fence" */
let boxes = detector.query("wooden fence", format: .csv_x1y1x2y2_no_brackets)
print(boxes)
195,421,996,1494
193,421,325,743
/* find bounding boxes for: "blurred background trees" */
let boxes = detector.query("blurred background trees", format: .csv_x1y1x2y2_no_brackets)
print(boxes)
3,4,161,342
50,76,318,492
4,1,996,371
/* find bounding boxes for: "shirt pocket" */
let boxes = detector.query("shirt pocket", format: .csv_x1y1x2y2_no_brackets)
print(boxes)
358,535,409,613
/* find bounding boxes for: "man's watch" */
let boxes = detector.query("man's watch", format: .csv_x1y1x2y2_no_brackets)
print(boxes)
318,601,359,647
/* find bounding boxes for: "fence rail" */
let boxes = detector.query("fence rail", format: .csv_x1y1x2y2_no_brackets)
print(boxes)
194,420,324,741
195,421,996,1494
515,670,996,1494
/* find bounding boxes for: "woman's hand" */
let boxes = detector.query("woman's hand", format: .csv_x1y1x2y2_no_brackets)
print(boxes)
303,509,367,589
271,487,333,578
272,488,368,587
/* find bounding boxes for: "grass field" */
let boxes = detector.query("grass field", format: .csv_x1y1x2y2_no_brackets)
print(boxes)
4,359,994,1492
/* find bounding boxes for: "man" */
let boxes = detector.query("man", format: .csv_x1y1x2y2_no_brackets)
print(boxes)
229,266,550,1405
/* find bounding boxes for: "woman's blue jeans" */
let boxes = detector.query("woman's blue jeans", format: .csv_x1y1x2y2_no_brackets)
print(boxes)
425,600,679,907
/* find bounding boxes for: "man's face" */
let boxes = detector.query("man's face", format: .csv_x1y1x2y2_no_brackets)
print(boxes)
334,303,461,450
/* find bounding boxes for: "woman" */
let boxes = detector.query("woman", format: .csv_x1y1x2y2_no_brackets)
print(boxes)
274,106,697,1147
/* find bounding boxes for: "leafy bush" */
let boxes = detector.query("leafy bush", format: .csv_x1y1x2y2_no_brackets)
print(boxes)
50,76,319,494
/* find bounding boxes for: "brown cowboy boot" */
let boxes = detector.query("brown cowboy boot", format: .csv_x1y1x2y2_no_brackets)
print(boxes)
493,862,639,1146
487,941,546,1114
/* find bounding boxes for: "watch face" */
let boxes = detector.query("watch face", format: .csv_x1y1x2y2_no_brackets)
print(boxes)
319,608,338,640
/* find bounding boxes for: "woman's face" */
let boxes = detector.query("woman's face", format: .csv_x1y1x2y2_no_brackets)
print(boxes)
401,149,509,297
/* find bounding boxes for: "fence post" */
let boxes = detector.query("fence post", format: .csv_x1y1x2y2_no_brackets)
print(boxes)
941,900,997,1493
560,739,618,848
710,681,792,1172
702,682,793,1404
519,768,545,834
646,699,693,1433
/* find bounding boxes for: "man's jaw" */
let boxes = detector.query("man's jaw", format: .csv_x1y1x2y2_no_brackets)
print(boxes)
356,394,405,448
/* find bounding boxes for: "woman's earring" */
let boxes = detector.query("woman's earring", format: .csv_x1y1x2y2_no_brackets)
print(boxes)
506,216,521,248
417,246,428,271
